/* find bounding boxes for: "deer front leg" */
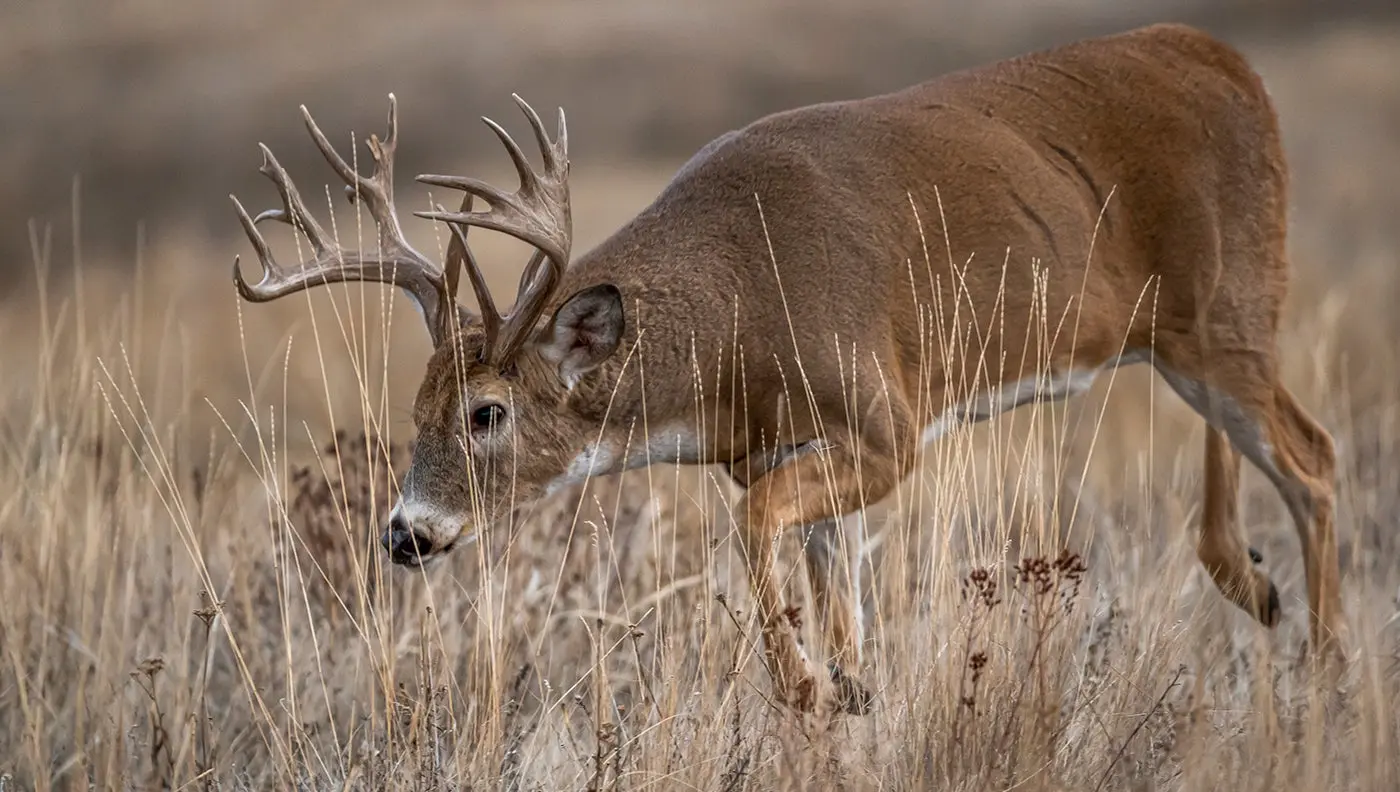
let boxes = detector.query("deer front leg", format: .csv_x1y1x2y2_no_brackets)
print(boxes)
737,438,902,715
726,449,864,685
734,501,819,713
802,517,864,671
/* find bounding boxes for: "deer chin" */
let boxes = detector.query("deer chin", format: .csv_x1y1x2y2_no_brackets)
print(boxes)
436,526,483,556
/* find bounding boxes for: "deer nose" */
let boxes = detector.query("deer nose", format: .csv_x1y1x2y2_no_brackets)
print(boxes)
381,514,433,565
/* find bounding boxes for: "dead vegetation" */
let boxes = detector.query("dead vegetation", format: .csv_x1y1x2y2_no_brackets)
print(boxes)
3,217,1399,786
2,7,1400,792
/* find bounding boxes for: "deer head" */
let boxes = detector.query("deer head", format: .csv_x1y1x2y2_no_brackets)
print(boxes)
231,95,625,566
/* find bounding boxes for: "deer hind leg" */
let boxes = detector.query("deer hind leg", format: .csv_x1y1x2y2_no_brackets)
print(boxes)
1156,362,1341,655
1270,386,1342,655
1199,426,1281,627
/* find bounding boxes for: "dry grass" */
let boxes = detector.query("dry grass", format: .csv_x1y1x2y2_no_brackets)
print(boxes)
4,197,1399,792
3,14,1400,792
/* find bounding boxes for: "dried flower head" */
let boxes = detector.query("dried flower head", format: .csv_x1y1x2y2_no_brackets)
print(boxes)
961,567,1003,609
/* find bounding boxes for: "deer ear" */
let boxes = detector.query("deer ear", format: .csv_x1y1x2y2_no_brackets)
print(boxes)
537,284,624,388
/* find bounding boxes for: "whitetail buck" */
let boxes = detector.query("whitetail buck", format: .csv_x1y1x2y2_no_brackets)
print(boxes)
232,22,1343,714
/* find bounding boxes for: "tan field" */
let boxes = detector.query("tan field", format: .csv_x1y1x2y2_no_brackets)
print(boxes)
3,2,1400,790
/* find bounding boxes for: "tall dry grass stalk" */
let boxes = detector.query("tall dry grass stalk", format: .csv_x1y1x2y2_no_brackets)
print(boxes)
2,181,1399,791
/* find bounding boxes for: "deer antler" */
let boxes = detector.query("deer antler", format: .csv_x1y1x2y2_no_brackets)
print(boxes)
417,94,572,368
230,94,467,345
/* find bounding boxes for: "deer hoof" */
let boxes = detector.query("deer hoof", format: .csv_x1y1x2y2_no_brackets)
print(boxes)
829,663,875,716
1263,579,1282,627
776,673,819,714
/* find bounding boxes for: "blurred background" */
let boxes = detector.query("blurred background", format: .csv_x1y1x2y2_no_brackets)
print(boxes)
5,0,1399,279
5,0,1399,436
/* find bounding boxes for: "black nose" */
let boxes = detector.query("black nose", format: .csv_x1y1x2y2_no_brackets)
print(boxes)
381,515,433,565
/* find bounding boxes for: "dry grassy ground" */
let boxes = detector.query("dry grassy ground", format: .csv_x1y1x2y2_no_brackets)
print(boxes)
3,9,1400,792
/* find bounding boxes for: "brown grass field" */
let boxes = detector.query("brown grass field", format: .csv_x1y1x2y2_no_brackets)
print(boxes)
3,3,1400,790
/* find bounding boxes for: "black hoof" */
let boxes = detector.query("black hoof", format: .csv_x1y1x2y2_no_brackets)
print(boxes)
1249,546,1264,565
1264,580,1282,627
829,663,874,716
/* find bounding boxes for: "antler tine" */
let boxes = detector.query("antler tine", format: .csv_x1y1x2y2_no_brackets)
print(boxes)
230,95,451,343
416,97,571,262
415,95,572,367
513,94,567,175
247,144,334,261
493,249,561,365
438,196,502,357
300,94,409,244
230,143,338,301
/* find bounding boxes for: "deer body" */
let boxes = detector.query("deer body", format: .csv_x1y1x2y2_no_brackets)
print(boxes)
233,23,1342,715
542,22,1286,469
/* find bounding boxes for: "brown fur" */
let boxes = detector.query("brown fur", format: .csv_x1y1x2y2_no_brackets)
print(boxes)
241,23,1344,715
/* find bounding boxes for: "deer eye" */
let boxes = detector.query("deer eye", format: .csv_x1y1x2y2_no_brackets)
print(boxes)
469,403,507,433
